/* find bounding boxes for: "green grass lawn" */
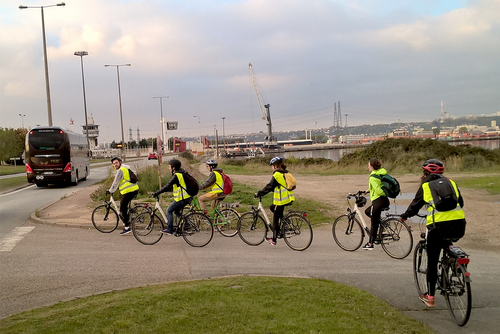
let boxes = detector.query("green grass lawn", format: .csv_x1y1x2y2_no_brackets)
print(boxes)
0,165,25,175
0,176,28,193
455,175,500,194
0,276,435,334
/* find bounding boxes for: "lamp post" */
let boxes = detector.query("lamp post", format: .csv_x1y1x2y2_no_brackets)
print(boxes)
153,96,169,154
19,2,65,127
105,63,131,159
74,51,90,150
193,115,201,143
19,114,25,128
221,117,226,149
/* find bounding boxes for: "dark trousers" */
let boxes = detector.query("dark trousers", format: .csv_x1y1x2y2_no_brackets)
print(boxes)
364,196,390,244
426,221,466,296
120,190,138,227
166,198,192,232
270,204,289,242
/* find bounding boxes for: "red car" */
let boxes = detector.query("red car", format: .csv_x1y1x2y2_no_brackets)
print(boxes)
148,152,158,160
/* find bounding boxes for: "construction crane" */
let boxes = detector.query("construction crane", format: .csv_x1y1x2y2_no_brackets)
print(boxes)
249,63,277,148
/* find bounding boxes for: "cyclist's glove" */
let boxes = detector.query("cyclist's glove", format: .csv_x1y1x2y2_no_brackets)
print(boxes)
254,193,259,199
400,213,408,221
105,190,110,195
152,192,159,198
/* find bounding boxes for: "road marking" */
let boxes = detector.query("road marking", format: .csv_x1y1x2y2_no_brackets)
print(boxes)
0,226,36,252
0,184,35,198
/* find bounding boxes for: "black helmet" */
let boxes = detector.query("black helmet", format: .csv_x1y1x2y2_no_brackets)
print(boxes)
355,196,367,208
168,159,182,170
422,159,444,174
110,156,122,163
269,157,283,166
206,159,218,167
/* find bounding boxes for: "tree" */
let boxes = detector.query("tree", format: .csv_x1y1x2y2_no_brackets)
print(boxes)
459,127,468,134
0,128,27,164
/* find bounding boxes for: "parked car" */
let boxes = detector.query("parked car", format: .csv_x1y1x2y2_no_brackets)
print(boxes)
148,152,158,160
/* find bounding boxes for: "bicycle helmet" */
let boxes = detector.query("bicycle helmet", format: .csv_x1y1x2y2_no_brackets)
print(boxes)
355,196,367,208
168,159,182,170
206,159,218,167
269,156,284,166
422,159,445,174
110,156,122,163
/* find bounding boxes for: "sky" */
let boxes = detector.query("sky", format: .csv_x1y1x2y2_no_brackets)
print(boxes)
1,0,499,143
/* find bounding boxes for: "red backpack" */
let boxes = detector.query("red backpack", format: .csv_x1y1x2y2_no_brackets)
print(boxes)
218,172,233,195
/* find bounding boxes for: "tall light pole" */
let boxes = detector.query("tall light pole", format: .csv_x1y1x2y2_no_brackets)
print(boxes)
221,117,226,148
153,96,169,154
19,114,25,128
193,116,201,143
105,64,131,159
19,2,65,127
74,51,90,150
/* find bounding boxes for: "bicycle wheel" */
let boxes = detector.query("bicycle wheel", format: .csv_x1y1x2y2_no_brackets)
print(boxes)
282,213,313,251
182,212,214,247
237,212,266,246
379,218,413,259
91,204,119,233
413,241,428,297
132,212,164,245
215,208,240,237
444,262,472,326
332,214,363,251
129,203,152,222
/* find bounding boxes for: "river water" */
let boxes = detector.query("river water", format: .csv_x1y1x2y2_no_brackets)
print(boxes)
283,138,500,162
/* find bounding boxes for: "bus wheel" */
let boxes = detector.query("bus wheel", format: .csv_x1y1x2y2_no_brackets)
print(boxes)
72,172,79,186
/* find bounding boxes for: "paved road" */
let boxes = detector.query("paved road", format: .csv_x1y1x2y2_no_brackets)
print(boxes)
1,218,498,333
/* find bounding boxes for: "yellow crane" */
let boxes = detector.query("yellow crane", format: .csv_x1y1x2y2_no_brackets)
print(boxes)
249,63,277,147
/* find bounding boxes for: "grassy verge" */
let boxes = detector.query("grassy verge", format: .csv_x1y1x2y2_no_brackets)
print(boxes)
454,175,500,194
0,165,25,175
0,176,28,193
0,276,435,334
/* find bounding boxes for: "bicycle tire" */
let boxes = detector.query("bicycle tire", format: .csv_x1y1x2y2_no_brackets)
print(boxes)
282,213,313,251
215,208,240,237
237,212,266,246
91,204,119,233
182,212,214,247
132,212,164,245
444,262,472,326
332,214,363,251
379,218,413,259
130,203,152,222
413,241,428,297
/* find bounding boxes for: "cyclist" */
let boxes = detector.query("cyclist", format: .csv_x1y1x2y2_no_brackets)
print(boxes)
152,159,193,235
255,157,295,246
363,158,390,250
198,159,227,213
400,158,466,307
107,156,139,235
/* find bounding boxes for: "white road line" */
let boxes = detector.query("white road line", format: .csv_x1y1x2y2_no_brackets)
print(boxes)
0,226,36,252
0,184,35,198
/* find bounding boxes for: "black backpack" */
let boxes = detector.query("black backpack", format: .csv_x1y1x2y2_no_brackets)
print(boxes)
370,174,400,198
128,169,138,183
429,177,458,211
181,172,199,196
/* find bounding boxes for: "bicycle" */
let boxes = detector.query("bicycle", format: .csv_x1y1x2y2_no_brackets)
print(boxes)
131,194,213,247
237,195,313,251
413,217,472,326
91,193,151,233
332,191,413,259
188,196,240,237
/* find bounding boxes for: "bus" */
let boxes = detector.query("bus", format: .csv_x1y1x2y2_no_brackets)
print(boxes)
25,126,90,187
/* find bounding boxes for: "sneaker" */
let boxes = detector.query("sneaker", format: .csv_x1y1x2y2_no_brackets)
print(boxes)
120,227,131,235
266,238,276,246
161,229,173,235
419,293,435,307
362,243,374,250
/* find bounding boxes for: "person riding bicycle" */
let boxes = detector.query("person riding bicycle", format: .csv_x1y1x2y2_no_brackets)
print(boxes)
255,157,295,246
107,156,139,235
363,158,390,250
400,158,467,307
152,159,193,235
198,159,227,213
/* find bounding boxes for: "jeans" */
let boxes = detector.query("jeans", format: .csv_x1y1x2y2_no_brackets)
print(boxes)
166,198,192,232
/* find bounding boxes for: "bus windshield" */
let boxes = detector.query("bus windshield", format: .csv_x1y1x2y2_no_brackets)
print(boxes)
29,129,64,150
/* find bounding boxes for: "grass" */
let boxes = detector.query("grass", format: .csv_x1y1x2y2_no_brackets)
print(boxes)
0,176,28,193
0,276,436,334
0,165,25,175
455,175,500,194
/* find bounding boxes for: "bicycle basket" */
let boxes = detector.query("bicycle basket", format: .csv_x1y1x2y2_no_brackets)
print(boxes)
355,196,367,207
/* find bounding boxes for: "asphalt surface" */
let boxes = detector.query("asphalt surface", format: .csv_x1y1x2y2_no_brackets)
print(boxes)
0,185,499,334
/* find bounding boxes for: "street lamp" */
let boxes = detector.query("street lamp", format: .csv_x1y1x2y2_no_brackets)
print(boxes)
74,51,90,150
19,114,25,128
193,115,201,143
105,63,131,159
19,2,65,126
153,96,169,154
221,117,226,148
